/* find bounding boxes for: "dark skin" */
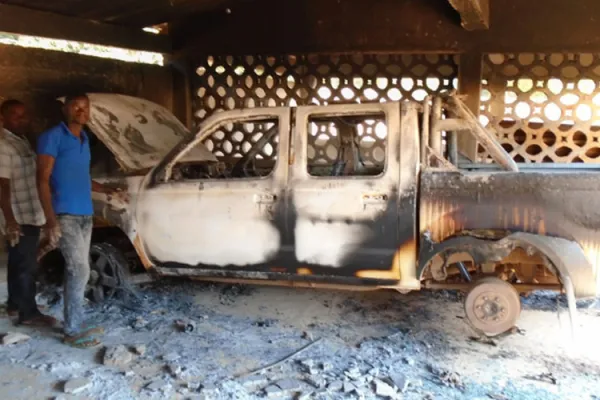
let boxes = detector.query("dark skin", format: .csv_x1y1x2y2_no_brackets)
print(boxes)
0,103,31,245
37,96,116,232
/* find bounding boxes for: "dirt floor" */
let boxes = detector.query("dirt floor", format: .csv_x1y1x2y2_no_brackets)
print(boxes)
0,278,599,400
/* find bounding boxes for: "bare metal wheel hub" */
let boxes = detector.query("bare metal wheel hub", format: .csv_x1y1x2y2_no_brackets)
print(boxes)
464,277,521,337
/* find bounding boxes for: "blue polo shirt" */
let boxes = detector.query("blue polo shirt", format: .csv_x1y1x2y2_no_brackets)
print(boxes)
37,122,93,216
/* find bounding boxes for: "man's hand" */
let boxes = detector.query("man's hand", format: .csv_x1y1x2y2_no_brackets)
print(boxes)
42,219,62,247
106,188,130,209
6,220,21,247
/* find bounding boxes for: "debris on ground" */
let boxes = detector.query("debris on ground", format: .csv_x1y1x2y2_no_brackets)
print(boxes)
133,344,146,356
327,379,344,392
373,378,398,398
389,372,410,393
275,378,303,392
343,381,358,393
468,336,498,346
103,345,134,368
198,382,219,397
305,375,327,389
167,363,183,378
524,372,558,385
145,379,169,392
238,374,268,388
174,318,197,332
2,332,31,345
63,377,92,394
0,280,598,399
240,338,323,378
131,316,148,330
429,365,465,390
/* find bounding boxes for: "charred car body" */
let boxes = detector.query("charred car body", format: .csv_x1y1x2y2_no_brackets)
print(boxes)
48,93,600,336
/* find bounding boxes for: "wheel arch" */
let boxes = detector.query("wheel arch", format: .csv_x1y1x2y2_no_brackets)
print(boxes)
418,231,598,298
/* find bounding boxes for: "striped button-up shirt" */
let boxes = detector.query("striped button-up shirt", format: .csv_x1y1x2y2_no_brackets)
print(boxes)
0,129,46,227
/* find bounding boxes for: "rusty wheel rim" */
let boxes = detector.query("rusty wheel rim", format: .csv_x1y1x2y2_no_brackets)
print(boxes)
465,278,521,337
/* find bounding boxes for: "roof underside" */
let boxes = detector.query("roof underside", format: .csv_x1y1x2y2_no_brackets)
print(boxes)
0,0,234,28
2,0,600,55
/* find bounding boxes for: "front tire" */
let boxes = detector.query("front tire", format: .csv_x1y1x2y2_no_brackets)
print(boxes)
87,243,131,303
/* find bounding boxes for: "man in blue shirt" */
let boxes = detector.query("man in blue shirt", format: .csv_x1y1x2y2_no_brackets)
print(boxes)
37,94,114,348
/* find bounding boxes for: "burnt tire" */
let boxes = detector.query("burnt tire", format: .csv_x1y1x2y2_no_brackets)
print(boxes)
87,243,131,303
464,277,521,337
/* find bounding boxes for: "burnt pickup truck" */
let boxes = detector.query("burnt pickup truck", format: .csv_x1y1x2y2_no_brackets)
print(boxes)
56,93,600,336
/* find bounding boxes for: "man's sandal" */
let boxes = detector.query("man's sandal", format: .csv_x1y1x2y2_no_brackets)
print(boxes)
20,314,59,328
5,305,49,318
80,324,105,336
63,331,102,349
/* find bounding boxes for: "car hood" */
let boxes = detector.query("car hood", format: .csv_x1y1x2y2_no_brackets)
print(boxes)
59,93,217,172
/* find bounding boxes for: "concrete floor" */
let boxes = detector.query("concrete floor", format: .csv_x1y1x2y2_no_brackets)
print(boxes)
0,274,598,400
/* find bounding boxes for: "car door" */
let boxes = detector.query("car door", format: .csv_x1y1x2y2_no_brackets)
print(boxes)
288,102,411,282
135,108,291,269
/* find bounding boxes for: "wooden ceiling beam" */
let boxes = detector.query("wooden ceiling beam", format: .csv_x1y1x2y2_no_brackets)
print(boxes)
447,0,489,31
0,4,171,53
173,0,600,56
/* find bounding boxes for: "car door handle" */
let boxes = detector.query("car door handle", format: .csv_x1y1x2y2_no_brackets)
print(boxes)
254,193,277,204
362,193,388,205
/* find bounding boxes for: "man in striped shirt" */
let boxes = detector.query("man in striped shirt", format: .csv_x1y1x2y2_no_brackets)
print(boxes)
0,99,57,327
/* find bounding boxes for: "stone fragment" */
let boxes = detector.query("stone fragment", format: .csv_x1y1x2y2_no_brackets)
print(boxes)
300,359,319,374
353,387,368,399
321,362,333,372
239,375,268,388
63,377,92,394
133,344,146,356
186,395,208,400
344,381,357,393
403,357,415,366
146,379,167,391
124,371,135,377
373,378,398,398
368,367,380,376
2,332,31,345
345,367,362,380
264,384,283,397
389,372,410,393
200,382,219,394
277,378,302,390
298,391,314,400
103,345,133,368
132,317,148,329
300,359,315,368
187,382,201,390
327,380,343,392
305,376,326,389
167,363,182,378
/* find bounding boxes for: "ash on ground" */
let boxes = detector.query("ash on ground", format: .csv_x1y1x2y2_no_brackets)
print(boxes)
0,279,599,400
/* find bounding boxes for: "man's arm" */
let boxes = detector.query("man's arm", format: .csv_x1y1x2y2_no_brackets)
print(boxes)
91,180,110,194
37,154,57,228
0,178,17,226
0,152,20,246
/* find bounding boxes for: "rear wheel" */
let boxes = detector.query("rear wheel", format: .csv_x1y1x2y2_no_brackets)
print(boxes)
464,277,521,337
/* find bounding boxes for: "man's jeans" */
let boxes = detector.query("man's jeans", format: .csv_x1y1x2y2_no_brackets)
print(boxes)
58,215,92,336
7,225,42,321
